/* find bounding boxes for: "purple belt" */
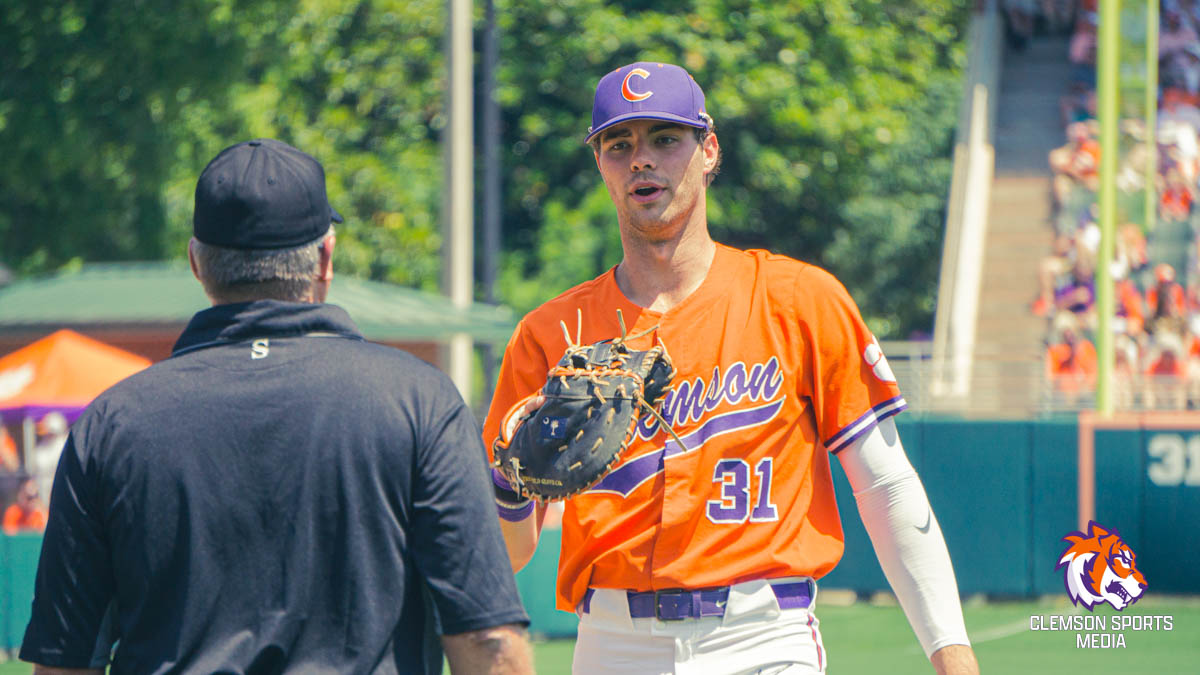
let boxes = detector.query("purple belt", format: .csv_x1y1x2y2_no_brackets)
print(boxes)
582,580,813,621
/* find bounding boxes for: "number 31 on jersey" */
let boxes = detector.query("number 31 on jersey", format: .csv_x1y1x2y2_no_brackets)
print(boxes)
707,457,779,524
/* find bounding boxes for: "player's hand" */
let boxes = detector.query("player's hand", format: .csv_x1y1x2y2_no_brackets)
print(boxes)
500,394,545,440
930,644,979,675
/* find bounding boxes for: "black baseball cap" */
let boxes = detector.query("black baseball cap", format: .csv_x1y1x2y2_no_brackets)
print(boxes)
193,138,343,250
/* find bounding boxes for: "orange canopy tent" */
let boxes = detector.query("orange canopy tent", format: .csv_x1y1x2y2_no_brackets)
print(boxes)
0,329,151,422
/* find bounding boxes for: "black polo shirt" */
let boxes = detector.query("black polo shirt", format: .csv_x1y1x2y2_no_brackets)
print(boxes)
20,301,528,674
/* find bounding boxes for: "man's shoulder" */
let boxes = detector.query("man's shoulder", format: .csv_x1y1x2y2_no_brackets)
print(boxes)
97,334,446,405
522,271,614,326
725,245,845,296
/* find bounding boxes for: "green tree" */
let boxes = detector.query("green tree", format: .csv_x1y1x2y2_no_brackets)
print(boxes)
0,0,293,274
1,0,450,291
159,0,449,290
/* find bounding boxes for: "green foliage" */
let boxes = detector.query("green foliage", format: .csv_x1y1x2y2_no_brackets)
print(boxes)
160,0,449,291
0,0,969,338
0,0,283,273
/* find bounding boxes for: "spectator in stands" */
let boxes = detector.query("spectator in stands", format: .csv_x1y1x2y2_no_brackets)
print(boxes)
1060,80,1098,128
1075,213,1101,263
1055,256,1097,326
1115,222,1149,281
1050,121,1101,208
1046,311,1098,403
1188,322,1200,405
1041,0,1076,35
3,478,47,535
1115,276,1148,340
1182,0,1200,31
1147,263,1187,334
0,425,19,474
30,411,67,508
1160,166,1195,221
1161,89,1200,126
1116,123,1154,194
1158,89,1200,187
1187,274,1200,318
1003,0,1036,49
1034,232,1076,317
1161,7,1200,94
1145,331,1189,408
1068,11,1098,89
1112,334,1139,410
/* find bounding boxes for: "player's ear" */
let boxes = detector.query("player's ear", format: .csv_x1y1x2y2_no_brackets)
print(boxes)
702,132,719,174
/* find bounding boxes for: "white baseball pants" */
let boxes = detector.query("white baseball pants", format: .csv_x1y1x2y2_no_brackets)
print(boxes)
571,577,826,675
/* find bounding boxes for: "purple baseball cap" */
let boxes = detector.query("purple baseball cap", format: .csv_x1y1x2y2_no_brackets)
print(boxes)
585,62,710,144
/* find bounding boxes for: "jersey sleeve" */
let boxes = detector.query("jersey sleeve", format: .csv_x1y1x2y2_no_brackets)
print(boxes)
481,318,552,461
797,267,906,454
20,418,117,668
410,377,530,635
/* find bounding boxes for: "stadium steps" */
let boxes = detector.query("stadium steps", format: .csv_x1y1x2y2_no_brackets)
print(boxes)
968,35,1071,415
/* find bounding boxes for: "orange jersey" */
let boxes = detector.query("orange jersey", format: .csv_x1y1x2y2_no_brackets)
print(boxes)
483,245,905,611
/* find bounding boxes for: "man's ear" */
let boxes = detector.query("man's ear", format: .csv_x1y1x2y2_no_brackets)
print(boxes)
187,238,202,282
317,230,336,282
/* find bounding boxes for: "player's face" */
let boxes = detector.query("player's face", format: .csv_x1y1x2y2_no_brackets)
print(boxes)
594,120,718,242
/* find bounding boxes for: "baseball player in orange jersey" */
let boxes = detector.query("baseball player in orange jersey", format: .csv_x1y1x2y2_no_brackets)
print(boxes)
484,62,980,674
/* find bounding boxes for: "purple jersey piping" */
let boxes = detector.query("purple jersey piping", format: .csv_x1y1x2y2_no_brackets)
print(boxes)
825,395,908,454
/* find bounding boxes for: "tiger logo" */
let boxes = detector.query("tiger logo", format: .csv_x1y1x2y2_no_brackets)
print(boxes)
1055,521,1147,611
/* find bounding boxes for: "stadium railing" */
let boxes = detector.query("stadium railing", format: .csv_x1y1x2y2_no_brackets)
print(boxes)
882,341,1198,416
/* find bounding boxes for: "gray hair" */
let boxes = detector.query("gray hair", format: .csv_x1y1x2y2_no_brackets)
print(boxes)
192,235,325,303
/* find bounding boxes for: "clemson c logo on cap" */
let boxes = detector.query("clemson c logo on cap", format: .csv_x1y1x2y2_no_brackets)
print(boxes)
621,68,653,102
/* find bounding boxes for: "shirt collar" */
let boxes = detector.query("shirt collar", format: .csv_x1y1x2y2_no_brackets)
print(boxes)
171,300,364,356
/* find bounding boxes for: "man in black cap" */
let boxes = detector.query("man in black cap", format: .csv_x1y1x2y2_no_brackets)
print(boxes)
19,139,533,674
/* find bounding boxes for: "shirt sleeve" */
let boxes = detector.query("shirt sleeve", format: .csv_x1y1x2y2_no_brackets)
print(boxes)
19,423,117,668
409,377,530,635
797,266,906,454
481,319,551,462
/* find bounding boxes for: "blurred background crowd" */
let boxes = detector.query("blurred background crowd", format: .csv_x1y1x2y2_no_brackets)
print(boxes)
1034,0,1200,409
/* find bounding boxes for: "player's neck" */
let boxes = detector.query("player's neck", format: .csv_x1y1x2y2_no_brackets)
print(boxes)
615,227,716,313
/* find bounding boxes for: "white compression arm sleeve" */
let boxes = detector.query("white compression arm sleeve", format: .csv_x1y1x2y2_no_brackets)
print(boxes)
836,417,971,658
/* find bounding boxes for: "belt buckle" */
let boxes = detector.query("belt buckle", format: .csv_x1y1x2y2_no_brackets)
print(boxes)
653,589,689,621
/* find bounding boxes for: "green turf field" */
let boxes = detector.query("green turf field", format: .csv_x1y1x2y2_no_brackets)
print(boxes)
521,596,1200,674
4,597,1196,674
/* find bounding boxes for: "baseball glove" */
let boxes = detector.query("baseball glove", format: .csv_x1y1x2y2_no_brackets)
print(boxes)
493,310,684,502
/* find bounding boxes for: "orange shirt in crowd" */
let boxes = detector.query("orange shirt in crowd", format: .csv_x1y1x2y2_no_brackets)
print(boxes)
1075,139,1101,180
1047,339,1098,391
1116,279,1145,335
3,503,47,534
1146,353,1186,377
1147,282,1186,318
1161,185,1193,220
